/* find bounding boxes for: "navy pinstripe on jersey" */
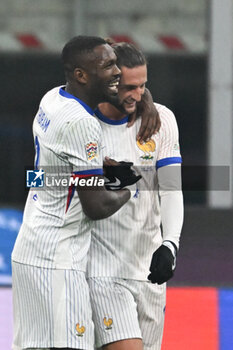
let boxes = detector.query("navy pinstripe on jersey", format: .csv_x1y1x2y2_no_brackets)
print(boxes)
87,103,182,280
12,86,104,271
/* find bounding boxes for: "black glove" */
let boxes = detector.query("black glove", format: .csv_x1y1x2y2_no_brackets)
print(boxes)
148,242,177,285
104,161,142,190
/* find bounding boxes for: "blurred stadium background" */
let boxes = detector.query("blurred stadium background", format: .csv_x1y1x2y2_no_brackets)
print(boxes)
0,1,233,349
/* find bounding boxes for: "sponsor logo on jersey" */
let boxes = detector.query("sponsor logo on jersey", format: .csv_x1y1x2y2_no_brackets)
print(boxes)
103,316,113,330
75,323,85,336
104,177,121,189
85,142,98,160
26,169,44,187
137,139,156,165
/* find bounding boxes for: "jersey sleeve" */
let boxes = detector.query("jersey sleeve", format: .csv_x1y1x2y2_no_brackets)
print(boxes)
156,107,182,170
61,116,104,176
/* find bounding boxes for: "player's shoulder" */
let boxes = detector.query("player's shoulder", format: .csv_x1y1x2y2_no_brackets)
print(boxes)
69,113,101,132
41,85,62,102
58,88,94,122
44,86,98,124
154,102,176,121
63,112,102,142
39,86,101,137
40,85,68,118
154,102,178,131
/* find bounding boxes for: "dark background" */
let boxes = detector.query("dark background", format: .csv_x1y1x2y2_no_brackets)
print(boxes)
0,52,207,205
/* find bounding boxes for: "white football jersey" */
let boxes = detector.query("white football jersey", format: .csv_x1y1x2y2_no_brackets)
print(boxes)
12,86,104,271
87,103,182,280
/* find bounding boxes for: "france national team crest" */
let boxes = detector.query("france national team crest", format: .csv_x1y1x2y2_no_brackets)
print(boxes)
137,139,156,165
75,323,85,337
85,142,98,160
26,169,44,188
103,317,113,330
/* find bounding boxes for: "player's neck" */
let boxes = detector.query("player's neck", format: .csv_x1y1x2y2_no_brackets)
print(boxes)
65,83,97,110
98,103,127,121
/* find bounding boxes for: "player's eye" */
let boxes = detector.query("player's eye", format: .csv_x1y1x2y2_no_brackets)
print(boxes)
104,60,115,69
125,85,136,91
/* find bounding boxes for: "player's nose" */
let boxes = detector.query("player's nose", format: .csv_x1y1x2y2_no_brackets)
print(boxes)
132,87,143,102
113,64,121,77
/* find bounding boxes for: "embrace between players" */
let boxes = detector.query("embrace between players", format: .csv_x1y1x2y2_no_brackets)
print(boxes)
12,36,183,350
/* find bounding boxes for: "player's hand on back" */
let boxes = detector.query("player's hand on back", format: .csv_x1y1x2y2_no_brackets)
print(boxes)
127,88,161,142
148,241,177,285
104,157,142,190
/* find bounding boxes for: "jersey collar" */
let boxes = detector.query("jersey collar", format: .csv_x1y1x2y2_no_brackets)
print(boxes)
59,87,94,116
94,108,129,125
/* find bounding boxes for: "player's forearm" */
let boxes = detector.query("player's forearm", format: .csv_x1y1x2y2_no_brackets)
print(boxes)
158,164,183,249
159,190,184,249
78,188,130,220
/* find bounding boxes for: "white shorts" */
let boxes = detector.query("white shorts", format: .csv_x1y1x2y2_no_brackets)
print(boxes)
88,277,166,350
12,261,94,350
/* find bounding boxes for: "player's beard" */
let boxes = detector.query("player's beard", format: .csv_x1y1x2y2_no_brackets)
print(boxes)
106,94,129,114
87,74,119,106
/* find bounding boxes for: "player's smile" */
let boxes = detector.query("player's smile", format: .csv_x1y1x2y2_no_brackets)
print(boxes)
124,99,137,107
108,76,120,94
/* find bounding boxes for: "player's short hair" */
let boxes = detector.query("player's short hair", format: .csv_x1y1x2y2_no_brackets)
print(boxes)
62,35,107,79
111,42,147,68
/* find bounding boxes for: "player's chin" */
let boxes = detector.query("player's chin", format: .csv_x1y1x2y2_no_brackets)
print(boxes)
124,104,136,114
103,89,119,103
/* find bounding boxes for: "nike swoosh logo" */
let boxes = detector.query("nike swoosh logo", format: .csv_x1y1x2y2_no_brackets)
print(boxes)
104,177,121,187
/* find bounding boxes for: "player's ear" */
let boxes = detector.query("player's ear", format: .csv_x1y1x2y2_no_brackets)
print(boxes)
74,68,88,84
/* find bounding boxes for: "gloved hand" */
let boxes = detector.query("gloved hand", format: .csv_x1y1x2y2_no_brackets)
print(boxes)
104,159,141,190
148,241,177,285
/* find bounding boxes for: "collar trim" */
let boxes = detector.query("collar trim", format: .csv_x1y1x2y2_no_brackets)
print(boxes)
94,108,129,125
59,87,94,115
